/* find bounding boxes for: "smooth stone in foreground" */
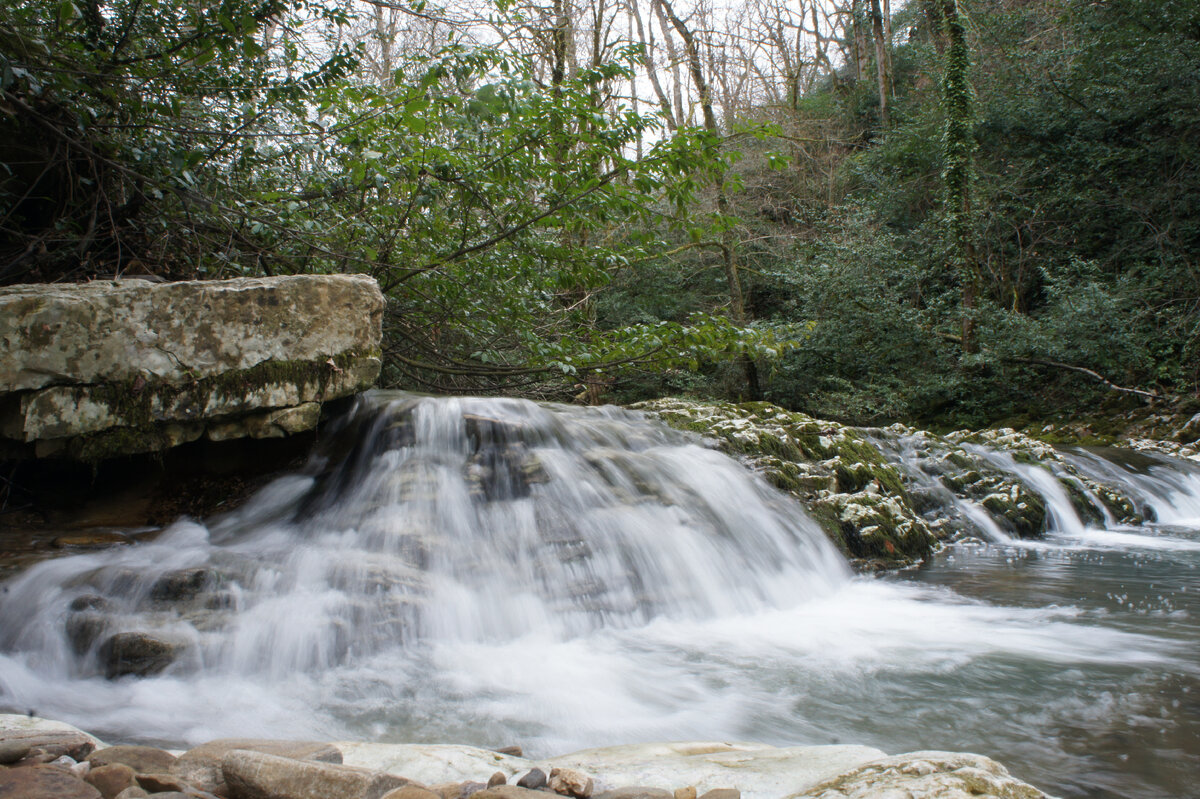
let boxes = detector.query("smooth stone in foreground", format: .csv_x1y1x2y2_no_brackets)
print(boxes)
85,763,137,799
0,764,103,799
337,742,534,785
172,739,342,796
87,744,178,773
222,749,410,799
0,725,98,761
786,751,1053,799
544,742,885,798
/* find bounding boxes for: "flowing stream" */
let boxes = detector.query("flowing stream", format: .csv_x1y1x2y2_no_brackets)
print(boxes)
0,392,1197,798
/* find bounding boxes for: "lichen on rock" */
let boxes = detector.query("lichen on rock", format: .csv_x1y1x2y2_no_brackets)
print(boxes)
633,398,1146,570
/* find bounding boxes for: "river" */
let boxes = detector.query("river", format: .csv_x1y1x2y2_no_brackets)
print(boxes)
0,393,1196,798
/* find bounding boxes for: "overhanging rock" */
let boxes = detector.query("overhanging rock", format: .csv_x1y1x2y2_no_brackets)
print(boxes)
0,275,384,459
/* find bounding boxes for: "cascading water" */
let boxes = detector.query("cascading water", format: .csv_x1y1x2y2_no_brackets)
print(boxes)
1,393,1198,799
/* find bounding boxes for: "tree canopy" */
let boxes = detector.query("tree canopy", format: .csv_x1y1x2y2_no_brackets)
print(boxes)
3,0,1197,420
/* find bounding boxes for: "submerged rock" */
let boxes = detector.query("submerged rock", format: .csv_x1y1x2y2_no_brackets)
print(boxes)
96,632,182,679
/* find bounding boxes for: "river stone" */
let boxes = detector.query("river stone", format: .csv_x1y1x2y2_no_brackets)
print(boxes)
86,763,137,799
172,739,342,796
135,772,193,793
471,788,551,799
221,749,409,799
97,631,182,678
515,768,547,790
0,764,103,799
488,773,507,787
0,739,31,764
88,744,178,773
591,789,673,799
149,569,212,602
336,742,532,785
674,789,696,799
0,726,98,761
548,767,593,798
785,751,1050,798
385,786,458,799
697,791,738,799
543,742,884,798
114,788,150,799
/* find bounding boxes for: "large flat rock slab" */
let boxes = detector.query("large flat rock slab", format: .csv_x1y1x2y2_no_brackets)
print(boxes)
0,275,382,390
0,275,384,457
543,741,886,798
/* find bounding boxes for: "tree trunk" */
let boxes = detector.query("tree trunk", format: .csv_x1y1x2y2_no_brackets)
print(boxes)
938,0,978,355
657,0,760,399
869,0,891,127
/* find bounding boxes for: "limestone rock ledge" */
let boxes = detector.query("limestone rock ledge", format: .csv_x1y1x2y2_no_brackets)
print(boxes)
0,275,384,459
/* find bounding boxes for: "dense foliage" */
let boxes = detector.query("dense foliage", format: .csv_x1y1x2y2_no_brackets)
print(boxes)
2,0,1197,421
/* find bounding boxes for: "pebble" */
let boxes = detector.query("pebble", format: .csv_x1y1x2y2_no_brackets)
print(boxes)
548,766,593,798
516,768,548,790
488,772,507,787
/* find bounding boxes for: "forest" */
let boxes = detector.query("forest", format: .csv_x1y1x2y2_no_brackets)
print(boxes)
2,0,1198,427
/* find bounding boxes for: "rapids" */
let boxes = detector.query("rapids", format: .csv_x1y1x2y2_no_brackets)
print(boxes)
0,392,1197,798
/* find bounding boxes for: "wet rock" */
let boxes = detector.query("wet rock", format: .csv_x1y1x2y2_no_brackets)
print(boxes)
0,727,97,760
673,789,696,799
591,790,672,799
488,772,507,787
548,767,593,798
172,739,342,796
86,763,137,799
0,764,103,799
87,744,178,774
66,610,111,656
221,749,409,799
784,750,1049,798
494,746,523,758
97,632,182,678
149,569,212,601
53,532,133,549
516,768,548,790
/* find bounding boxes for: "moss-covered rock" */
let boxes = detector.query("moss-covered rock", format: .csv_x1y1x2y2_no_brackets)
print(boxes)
634,398,1148,568
0,276,385,459
633,398,938,570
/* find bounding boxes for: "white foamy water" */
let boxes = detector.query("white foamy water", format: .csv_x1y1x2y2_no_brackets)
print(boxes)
1,393,1198,798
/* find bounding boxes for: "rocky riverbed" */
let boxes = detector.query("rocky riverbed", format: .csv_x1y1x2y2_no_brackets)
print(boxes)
0,714,1051,799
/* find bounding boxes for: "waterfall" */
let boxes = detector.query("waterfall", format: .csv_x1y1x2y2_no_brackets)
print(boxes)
0,394,1197,799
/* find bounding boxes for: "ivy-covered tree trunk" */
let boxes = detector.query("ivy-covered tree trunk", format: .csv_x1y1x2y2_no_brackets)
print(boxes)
939,0,978,355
